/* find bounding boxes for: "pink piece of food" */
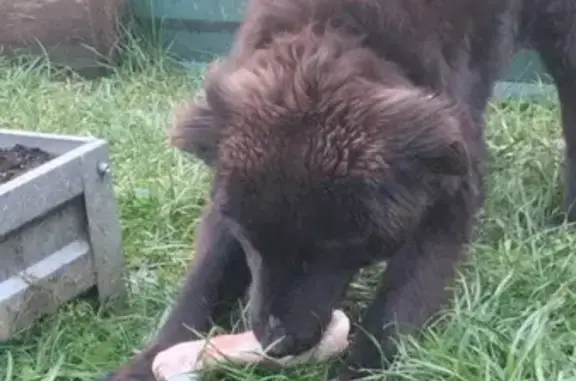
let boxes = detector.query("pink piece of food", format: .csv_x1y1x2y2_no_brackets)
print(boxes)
152,310,350,381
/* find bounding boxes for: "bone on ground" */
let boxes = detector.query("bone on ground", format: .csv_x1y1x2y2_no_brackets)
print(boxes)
152,310,350,381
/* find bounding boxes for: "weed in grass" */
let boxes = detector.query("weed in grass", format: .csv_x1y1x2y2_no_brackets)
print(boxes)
0,43,575,381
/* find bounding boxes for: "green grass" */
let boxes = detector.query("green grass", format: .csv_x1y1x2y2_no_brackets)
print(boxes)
0,51,575,381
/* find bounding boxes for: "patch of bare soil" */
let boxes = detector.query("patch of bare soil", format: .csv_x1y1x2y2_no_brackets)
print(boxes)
0,144,54,185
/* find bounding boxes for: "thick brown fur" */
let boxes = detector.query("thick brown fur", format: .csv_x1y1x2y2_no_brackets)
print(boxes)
107,0,576,380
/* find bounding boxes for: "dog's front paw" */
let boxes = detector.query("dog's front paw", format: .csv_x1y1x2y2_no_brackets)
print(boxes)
100,367,155,381
97,372,137,381
327,362,374,381
100,353,158,381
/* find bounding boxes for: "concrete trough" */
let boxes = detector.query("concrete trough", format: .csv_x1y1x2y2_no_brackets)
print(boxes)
0,128,126,341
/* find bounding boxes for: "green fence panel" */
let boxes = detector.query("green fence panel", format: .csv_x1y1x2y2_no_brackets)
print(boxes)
131,0,244,63
495,50,556,100
131,0,557,100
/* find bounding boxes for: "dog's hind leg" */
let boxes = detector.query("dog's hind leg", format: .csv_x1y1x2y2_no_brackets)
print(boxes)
527,0,576,220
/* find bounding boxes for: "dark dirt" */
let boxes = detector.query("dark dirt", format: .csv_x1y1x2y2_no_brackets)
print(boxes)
0,144,54,185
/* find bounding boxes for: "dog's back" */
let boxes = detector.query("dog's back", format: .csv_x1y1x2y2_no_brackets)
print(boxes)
231,0,522,109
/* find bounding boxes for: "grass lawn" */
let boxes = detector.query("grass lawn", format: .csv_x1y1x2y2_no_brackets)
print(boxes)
0,53,575,381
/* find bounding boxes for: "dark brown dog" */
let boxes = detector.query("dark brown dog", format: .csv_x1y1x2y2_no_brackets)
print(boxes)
106,0,576,380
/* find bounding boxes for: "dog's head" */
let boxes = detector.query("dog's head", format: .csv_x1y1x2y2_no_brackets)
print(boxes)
169,28,470,357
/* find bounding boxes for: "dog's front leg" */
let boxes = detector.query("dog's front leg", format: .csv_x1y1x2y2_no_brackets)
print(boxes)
333,228,468,381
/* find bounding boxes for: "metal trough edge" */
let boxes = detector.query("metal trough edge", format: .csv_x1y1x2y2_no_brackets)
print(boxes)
0,239,94,340
0,139,107,237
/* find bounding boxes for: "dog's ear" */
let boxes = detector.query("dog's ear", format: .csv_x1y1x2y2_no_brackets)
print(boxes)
413,103,469,177
419,134,468,176
168,99,219,167
374,87,469,176
167,60,232,167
